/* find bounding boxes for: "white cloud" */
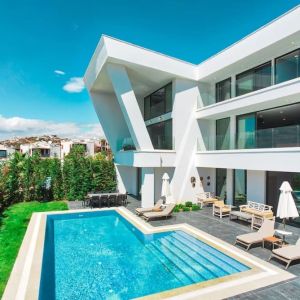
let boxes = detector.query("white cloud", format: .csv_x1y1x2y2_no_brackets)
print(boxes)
54,70,65,75
63,77,85,93
0,115,104,140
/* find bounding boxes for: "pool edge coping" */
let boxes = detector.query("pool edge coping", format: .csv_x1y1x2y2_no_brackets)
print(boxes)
2,207,296,300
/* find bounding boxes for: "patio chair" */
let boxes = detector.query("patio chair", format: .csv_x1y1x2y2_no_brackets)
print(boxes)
82,195,91,207
269,238,300,269
135,199,164,216
108,194,117,207
142,203,176,222
213,200,231,218
100,195,109,207
234,219,275,251
90,196,100,208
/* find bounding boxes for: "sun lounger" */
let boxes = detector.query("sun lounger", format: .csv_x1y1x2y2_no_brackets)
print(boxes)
269,238,300,269
234,219,275,250
142,203,176,222
135,199,164,216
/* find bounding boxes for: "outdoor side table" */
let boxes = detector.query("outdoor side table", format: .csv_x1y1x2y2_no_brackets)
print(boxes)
262,236,283,250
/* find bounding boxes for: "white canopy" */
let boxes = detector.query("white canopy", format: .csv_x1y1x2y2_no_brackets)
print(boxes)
276,181,299,220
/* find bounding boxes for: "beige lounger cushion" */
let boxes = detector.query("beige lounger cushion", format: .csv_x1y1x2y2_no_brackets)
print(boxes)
272,246,300,260
143,203,176,219
237,232,265,244
135,199,163,214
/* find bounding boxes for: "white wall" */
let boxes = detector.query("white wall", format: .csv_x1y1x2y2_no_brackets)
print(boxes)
115,165,137,195
90,92,131,153
247,170,266,204
171,79,203,203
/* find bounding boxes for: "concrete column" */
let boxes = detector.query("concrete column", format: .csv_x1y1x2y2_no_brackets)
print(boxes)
271,58,275,86
226,169,234,205
106,63,153,151
230,115,236,150
141,167,155,208
115,164,127,194
231,75,236,98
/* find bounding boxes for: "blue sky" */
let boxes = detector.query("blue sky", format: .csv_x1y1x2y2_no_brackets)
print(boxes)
0,0,299,139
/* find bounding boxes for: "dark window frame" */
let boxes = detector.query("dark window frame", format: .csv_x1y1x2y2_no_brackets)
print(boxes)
233,169,247,206
146,118,173,150
144,82,172,121
215,168,227,202
0,150,7,158
275,48,300,84
236,61,272,96
235,113,257,149
216,77,231,103
216,117,230,150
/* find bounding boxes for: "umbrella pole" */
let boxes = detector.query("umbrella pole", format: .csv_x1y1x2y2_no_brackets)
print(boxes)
283,218,286,229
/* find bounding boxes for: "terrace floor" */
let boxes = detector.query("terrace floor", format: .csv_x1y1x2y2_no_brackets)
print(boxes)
68,196,300,300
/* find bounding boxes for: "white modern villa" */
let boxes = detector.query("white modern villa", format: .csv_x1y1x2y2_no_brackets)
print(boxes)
84,6,300,227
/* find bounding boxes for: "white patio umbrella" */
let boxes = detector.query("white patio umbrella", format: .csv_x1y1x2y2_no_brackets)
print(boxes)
161,173,171,202
276,181,299,229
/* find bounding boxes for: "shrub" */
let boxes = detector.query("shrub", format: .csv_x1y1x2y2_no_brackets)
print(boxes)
174,206,180,213
185,201,193,207
183,206,190,212
0,145,117,211
178,203,185,209
192,204,201,211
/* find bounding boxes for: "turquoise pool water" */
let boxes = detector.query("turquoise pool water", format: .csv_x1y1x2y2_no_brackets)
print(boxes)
39,211,249,300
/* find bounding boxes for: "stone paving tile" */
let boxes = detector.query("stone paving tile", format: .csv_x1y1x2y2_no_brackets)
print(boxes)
67,197,300,300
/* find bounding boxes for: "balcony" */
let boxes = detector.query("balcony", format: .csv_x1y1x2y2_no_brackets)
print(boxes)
114,150,176,167
196,77,300,120
196,124,300,172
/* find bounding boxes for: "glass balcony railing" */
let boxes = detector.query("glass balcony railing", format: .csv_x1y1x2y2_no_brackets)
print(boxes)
197,124,300,152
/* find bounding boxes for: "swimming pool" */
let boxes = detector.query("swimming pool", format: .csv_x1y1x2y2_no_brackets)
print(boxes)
39,210,249,300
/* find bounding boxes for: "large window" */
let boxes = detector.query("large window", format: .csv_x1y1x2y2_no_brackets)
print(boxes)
236,114,256,149
233,169,247,206
144,83,172,121
216,168,227,202
147,119,172,150
275,49,300,84
0,150,7,158
236,62,271,96
216,118,230,150
267,172,300,227
256,103,300,148
216,78,231,102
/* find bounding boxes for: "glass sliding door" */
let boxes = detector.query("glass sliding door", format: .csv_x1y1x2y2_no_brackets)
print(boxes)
216,118,230,150
236,62,271,96
236,114,256,149
216,78,231,103
275,49,300,84
216,168,227,202
233,169,247,206
267,172,300,227
147,119,172,150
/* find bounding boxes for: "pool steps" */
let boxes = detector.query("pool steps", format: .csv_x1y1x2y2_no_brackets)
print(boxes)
145,231,248,286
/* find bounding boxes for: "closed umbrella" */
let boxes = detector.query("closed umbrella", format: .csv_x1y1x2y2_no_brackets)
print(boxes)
161,173,171,202
276,181,299,229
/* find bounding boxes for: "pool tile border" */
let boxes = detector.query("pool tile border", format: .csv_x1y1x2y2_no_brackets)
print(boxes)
2,207,295,300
